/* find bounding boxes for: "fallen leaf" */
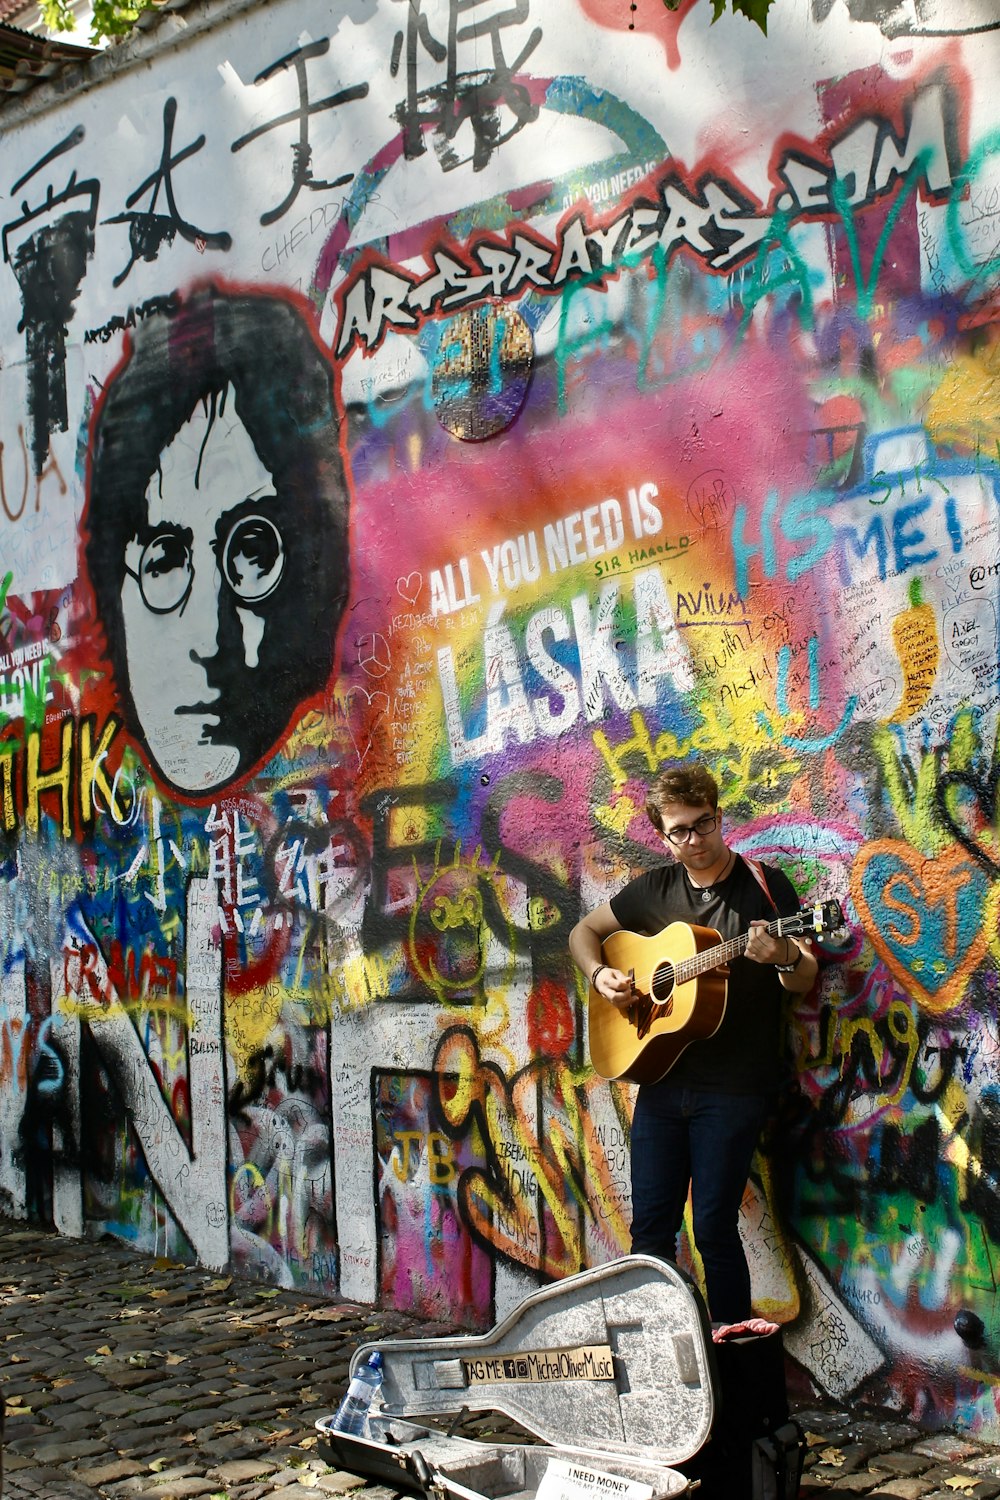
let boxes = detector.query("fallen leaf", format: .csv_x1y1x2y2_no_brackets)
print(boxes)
150,1257,184,1272
96,1345,114,1357
256,1288,280,1299
207,1278,232,1292
9,1354,26,1364
6,1394,25,1407
819,1448,846,1466
263,1427,295,1445
108,1283,150,1302
945,1479,980,1493
149,1289,169,1300
149,1458,170,1473
52,1378,74,1389
165,1353,187,1366
298,1435,318,1450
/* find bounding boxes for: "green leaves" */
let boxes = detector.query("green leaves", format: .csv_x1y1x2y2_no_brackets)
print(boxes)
723,0,775,30
39,0,76,34
88,0,152,41
47,0,781,44
46,0,777,48
41,0,156,41
661,0,776,33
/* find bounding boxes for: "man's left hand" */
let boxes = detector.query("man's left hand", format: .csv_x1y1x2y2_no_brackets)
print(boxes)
745,919,795,967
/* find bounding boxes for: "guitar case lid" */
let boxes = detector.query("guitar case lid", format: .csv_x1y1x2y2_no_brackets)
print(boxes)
332,1256,717,1470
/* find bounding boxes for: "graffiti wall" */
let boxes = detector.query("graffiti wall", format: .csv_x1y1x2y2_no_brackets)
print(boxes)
3,0,1000,1435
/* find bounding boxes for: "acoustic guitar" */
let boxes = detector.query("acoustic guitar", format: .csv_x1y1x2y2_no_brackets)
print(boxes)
588,900,844,1085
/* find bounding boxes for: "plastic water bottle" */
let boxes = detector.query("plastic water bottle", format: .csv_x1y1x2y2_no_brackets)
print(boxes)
330,1350,383,1436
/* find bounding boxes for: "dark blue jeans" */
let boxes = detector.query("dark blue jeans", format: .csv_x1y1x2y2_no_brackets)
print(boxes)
629,1083,768,1323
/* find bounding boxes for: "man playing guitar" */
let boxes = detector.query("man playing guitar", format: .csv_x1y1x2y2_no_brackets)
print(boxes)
569,762,818,1323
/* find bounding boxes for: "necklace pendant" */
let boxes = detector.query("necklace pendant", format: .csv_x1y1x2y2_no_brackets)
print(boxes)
701,889,712,902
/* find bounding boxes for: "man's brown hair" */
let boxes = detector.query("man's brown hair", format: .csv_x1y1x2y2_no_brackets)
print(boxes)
645,763,719,835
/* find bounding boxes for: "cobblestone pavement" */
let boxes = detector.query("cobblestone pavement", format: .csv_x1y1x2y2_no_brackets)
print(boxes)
2,1218,999,1500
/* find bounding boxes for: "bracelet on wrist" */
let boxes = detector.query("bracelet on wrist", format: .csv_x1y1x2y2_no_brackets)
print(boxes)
774,940,803,974
591,963,607,987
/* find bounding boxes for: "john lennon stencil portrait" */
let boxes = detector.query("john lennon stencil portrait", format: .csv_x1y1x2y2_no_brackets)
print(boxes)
85,285,350,797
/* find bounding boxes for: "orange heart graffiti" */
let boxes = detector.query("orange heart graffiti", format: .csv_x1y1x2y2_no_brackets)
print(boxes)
850,840,991,1014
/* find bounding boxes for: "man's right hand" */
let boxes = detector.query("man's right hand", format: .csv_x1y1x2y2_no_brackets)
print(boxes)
593,965,635,1010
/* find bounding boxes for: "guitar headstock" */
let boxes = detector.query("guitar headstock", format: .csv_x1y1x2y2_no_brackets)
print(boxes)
785,899,845,937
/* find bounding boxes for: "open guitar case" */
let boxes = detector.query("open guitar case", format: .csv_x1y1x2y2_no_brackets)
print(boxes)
316,1255,804,1500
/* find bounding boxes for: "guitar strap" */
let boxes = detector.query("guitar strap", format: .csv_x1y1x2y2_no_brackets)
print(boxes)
743,856,779,914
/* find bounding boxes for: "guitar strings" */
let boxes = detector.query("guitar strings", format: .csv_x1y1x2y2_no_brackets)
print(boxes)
651,961,674,1000
647,912,811,999
620,903,839,1007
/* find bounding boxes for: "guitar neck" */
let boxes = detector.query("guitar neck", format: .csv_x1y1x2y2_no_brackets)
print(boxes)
674,915,791,987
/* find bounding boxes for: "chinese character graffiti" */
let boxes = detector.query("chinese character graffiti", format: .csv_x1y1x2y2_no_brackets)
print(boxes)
2,127,99,476
391,0,542,172
103,98,232,287
231,40,369,227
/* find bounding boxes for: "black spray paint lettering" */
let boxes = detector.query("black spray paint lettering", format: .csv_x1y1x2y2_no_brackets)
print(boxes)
83,292,181,347
231,39,369,227
228,1042,326,1123
2,126,99,476
103,98,232,287
391,0,542,174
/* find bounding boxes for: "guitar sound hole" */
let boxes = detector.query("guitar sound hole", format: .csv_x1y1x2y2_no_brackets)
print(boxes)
651,966,674,1007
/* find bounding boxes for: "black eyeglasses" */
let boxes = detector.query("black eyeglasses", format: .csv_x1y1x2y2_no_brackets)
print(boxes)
664,815,718,846
125,514,285,614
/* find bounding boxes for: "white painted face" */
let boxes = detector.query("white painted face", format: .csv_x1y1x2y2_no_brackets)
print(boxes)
120,390,283,793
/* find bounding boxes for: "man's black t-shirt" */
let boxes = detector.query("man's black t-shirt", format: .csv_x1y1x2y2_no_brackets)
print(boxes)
608,855,800,1096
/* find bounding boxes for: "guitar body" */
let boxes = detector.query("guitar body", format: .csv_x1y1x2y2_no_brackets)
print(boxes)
589,922,729,1085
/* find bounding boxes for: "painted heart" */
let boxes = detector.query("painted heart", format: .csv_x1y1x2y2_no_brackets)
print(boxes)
345,685,390,711
935,766,1000,879
343,686,390,768
397,572,423,604
851,840,991,1014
